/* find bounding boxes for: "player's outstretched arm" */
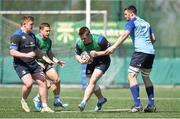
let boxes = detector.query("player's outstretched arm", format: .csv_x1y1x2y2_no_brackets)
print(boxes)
47,51,65,67
105,30,130,55
34,48,54,65
90,50,107,57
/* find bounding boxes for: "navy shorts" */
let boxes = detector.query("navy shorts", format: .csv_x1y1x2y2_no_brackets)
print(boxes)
43,63,53,72
14,63,42,79
86,57,111,75
130,52,155,68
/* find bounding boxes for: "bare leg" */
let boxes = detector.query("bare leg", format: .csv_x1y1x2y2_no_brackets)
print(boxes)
128,72,138,87
46,68,60,96
86,75,104,100
79,69,106,112
32,72,48,105
83,69,103,102
20,73,33,112
21,73,33,100
94,88,104,100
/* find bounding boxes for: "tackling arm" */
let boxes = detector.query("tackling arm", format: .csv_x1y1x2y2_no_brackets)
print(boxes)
112,30,130,49
47,51,65,67
34,48,54,65
105,30,130,55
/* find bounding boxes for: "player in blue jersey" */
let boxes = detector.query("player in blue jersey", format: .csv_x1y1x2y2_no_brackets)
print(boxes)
9,16,54,113
105,5,156,113
75,26,111,112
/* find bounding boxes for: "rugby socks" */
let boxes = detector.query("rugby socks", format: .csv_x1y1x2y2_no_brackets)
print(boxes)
130,85,141,107
81,100,86,104
42,103,48,108
21,97,27,102
145,86,154,107
54,95,61,102
34,94,40,101
98,97,106,103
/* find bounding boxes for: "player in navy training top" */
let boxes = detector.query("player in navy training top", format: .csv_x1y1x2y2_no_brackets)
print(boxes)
9,16,54,113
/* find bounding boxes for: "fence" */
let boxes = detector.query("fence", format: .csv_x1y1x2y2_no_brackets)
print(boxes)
0,0,180,86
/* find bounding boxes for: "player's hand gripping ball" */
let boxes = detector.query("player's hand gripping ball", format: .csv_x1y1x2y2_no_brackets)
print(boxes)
80,51,93,64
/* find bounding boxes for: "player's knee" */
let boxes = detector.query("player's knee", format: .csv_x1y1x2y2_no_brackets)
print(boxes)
25,83,33,89
39,79,47,88
128,66,139,81
54,79,60,84
47,82,51,89
128,72,137,81
141,70,150,77
94,84,100,91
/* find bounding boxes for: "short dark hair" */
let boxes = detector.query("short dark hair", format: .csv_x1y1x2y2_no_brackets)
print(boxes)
79,26,90,36
39,23,50,30
124,5,137,15
20,16,34,26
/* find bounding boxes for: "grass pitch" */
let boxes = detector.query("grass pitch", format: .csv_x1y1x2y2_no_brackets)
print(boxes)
0,85,180,118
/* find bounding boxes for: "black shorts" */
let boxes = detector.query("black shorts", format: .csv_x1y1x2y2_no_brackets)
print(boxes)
130,52,155,68
14,63,42,79
43,63,53,72
86,57,111,75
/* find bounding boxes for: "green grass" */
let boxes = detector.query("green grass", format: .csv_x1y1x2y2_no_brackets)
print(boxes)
0,86,180,118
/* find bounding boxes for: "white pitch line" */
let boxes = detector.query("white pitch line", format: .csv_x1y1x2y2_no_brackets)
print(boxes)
55,108,130,113
0,96,179,100
0,108,129,112
1,118,180,119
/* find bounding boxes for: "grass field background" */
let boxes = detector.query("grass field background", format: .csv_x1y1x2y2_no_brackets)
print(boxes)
0,85,180,118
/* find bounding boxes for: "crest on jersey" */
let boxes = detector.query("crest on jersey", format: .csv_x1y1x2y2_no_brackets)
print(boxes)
22,70,26,75
22,36,26,39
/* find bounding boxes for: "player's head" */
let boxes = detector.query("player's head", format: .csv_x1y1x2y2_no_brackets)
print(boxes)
79,26,92,45
124,5,137,21
39,23,51,38
20,16,34,32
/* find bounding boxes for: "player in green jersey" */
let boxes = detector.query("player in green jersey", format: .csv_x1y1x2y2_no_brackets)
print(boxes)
33,23,68,111
75,26,111,112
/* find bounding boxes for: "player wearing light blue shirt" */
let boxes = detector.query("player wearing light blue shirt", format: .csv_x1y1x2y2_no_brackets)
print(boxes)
125,16,155,54
105,5,156,113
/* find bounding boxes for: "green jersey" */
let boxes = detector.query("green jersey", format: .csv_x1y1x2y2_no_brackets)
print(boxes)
76,34,105,53
75,34,111,60
36,33,52,63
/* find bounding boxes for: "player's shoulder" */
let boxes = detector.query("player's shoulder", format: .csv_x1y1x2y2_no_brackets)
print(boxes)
76,39,81,46
11,29,23,40
93,34,106,44
92,34,104,40
13,29,23,36
35,33,41,40
127,17,137,25
35,33,40,37
92,34,103,38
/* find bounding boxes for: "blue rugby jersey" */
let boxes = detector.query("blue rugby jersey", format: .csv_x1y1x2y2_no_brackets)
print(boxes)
125,17,155,54
9,29,38,65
